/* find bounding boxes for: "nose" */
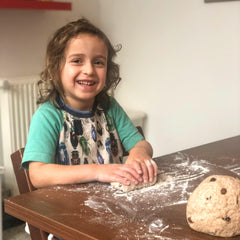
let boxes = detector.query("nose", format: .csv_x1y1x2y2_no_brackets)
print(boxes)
82,61,94,75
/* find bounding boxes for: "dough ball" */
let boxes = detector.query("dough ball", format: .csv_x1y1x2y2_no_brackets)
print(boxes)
186,175,240,237
111,175,158,192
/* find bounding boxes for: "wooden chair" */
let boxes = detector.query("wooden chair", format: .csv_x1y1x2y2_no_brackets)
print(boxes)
10,148,48,240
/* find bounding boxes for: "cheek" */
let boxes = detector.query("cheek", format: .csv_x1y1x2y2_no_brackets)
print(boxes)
97,68,107,84
102,69,108,82
61,66,76,80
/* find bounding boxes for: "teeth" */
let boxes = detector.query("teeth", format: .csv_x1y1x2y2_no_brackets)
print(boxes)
77,81,94,86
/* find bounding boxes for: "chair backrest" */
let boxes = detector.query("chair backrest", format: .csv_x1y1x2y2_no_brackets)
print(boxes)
10,148,48,240
11,148,36,194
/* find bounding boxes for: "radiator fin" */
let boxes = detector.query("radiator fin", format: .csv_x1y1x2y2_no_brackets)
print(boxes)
0,75,39,196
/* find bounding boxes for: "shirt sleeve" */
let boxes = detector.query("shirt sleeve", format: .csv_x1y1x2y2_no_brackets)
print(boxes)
107,97,144,152
22,102,63,169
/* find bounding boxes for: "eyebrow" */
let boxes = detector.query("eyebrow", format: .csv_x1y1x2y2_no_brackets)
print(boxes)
67,54,107,60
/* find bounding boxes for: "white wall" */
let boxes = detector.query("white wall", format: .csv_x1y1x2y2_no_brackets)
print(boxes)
99,0,240,157
0,0,101,79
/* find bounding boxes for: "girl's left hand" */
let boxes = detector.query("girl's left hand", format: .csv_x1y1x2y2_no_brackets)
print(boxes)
125,140,158,183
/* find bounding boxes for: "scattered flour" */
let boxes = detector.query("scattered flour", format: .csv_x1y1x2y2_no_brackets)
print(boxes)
54,152,220,240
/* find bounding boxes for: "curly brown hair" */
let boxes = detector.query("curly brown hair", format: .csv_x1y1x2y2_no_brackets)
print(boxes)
38,18,121,108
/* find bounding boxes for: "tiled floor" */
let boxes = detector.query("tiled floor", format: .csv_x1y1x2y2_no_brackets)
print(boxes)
3,224,30,240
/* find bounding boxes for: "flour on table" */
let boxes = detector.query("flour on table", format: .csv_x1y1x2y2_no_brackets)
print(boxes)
56,152,217,240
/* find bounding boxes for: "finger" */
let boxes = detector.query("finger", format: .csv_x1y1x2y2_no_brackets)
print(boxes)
129,161,143,181
151,159,158,176
126,160,143,175
111,176,131,186
121,170,139,185
108,167,135,186
145,159,155,182
140,161,149,183
133,161,143,175
116,165,142,185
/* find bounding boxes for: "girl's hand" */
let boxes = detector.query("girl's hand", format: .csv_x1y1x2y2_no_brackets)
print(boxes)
125,140,158,183
126,159,158,183
95,164,143,186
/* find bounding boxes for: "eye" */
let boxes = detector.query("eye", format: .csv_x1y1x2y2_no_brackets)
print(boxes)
72,59,82,63
94,59,106,67
71,58,83,64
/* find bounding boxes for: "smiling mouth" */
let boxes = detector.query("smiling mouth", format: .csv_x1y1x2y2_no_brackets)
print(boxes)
77,80,95,86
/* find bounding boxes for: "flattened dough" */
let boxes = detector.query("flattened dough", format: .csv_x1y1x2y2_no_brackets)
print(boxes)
186,175,240,237
111,173,166,192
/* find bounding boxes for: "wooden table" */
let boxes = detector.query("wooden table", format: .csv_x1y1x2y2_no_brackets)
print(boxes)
4,136,240,240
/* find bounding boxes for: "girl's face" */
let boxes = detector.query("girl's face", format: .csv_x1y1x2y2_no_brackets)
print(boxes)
60,33,108,111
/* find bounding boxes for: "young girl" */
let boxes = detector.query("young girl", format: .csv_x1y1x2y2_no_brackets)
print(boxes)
22,18,158,189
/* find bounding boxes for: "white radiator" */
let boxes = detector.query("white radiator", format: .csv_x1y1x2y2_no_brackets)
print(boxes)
0,75,39,196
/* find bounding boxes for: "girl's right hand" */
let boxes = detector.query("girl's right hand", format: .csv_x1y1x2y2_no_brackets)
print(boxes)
95,164,143,186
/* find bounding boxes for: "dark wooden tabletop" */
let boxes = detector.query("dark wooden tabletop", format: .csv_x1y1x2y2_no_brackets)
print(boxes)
4,135,240,240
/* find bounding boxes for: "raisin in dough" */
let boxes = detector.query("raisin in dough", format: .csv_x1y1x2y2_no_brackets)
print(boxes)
111,175,158,192
186,175,240,237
